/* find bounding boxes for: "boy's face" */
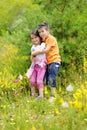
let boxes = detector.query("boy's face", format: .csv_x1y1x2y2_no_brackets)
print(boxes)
38,27,49,41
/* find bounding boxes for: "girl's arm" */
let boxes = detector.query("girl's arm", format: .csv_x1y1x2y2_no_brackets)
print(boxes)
31,45,51,56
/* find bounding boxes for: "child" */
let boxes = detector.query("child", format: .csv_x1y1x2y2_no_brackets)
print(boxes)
26,29,46,98
31,22,61,97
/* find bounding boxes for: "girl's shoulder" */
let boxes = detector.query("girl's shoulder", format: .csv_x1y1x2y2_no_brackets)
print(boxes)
31,45,36,51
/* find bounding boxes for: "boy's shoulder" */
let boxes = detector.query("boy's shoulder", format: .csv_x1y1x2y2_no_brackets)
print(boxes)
47,34,57,42
48,34,56,39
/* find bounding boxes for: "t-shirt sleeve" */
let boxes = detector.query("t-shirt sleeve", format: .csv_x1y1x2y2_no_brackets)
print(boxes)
31,45,35,52
47,37,56,47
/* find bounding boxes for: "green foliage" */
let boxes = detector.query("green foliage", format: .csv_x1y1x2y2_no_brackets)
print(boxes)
0,0,87,88
37,0,87,85
0,0,33,34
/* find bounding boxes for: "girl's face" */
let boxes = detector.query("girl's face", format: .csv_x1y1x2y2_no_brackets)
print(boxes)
38,27,49,41
30,34,41,45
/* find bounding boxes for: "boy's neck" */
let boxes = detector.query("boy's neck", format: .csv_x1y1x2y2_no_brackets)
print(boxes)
44,34,50,41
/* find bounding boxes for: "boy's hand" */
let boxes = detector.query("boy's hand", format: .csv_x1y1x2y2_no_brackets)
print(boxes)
31,56,38,62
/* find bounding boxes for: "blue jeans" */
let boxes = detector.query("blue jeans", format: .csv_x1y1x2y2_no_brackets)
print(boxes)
44,62,61,87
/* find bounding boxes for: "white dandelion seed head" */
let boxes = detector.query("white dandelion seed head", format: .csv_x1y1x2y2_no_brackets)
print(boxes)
66,84,73,92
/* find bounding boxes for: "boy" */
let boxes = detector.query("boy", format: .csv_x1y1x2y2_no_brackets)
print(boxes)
31,22,61,97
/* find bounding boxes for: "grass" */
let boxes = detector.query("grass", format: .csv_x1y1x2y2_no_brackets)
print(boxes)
0,43,87,130
0,90,87,130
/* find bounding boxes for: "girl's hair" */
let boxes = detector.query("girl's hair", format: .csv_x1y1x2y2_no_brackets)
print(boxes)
37,22,49,30
30,29,42,42
30,29,39,37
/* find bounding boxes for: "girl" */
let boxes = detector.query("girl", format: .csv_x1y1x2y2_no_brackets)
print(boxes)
26,29,46,98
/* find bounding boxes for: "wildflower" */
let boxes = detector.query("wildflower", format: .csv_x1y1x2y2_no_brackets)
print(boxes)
49,96,56,103
62,101,69,108
44,86,48,95
32,126,36,130
73,92,82,99
55,108,60,115
18,74,23,80
59,98,64,104
13,79,19,83
66,84,73,92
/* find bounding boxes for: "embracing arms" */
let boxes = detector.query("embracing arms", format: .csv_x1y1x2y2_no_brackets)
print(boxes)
31,45,51,56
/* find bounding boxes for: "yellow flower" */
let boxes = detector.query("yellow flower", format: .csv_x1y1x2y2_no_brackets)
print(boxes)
55,108,60,115
44,86,48,94
59,98,64,104
32,126,36,130
73,92,82,99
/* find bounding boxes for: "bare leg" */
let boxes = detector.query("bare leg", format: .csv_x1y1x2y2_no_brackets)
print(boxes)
39,88,44,98
31,87,36,96
51,87,57,97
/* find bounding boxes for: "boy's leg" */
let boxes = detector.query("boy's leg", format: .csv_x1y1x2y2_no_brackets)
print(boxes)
43,65,49,86
48,62,61,97
43,65,49,96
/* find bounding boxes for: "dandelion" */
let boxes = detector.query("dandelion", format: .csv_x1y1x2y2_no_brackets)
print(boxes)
66,84,73,92
62,101,69,108
18,74,23,80
49,96,56,103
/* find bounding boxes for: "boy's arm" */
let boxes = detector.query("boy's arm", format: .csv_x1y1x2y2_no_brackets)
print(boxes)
30,55,37,62
31,45,51,56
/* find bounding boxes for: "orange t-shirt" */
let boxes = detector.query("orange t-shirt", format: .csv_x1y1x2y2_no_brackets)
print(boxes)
45,34,61,64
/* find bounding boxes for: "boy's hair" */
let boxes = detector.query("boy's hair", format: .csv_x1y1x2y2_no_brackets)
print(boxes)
37,22,49,30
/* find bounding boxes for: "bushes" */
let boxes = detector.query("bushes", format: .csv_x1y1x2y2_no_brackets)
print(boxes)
0,43,29,96
0,0,87,89
43,0,87,85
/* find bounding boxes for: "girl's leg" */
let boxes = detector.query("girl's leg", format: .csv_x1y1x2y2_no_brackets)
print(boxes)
38,88,44,98
36,66,46,97
30,87,36,96
30,69,37,96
